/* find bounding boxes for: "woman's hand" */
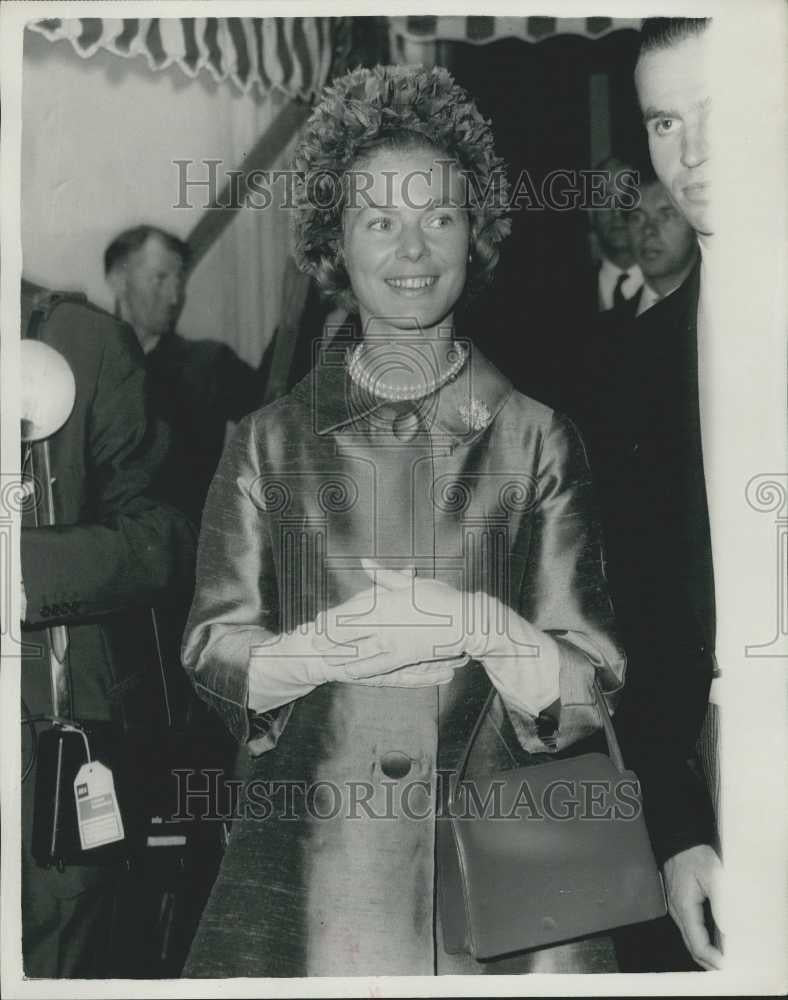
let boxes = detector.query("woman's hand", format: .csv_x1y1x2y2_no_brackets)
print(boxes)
248,570,466,713
312,559,469,680
349,656,467,688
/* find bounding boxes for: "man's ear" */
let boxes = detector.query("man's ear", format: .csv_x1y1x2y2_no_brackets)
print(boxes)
106,266,126,308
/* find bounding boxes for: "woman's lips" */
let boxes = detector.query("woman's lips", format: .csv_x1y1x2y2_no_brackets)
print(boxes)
385,276,438,292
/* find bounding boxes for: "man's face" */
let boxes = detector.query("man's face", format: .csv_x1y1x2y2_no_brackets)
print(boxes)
115,235,186,342
628,180,698,285
590,159,634,259
635,33,712,236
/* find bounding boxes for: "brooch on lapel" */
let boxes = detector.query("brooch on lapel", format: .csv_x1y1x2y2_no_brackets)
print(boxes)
458,397,492,432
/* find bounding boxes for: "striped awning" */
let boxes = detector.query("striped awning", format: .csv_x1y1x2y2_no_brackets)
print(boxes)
391,15,642,45
28,17,342,101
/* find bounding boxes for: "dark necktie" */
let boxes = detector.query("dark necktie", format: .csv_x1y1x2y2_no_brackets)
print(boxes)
613,271,629,310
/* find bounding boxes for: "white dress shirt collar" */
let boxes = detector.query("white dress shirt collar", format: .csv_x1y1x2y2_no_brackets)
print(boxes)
634,277,687,317
598,257,644,311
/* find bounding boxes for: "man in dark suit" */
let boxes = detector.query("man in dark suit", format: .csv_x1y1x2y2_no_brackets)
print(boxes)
104,227,261,968
573,17,722,972
587,155,644,314
20,283,197,977
596,170,699,336
104,226,272,521
542,155,645,416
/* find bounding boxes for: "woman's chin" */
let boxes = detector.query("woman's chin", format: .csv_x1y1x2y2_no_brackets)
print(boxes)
363,308,455,336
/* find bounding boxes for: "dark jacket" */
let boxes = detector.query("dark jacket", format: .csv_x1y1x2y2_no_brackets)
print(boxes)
572,260,717,864
21,289,197,734
145,332,270,521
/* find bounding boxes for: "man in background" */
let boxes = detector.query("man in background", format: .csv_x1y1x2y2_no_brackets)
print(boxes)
622,172,699,317
588,155,644,312
104,225,272,521
105,226,269,969
549,155,647,413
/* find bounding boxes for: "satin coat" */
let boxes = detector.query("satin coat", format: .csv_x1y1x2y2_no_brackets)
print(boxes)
182,339,625,976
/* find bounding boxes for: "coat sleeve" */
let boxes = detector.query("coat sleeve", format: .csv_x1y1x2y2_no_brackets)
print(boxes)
21,323,197,624
504,410,627,752
181,415,293,753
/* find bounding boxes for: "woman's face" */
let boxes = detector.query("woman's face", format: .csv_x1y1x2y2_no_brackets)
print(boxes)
342,145,470,336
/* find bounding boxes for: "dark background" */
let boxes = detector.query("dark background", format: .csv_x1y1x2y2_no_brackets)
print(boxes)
448,30,647,409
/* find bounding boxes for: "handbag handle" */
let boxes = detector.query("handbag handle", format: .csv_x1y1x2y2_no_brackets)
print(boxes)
451,675,626,803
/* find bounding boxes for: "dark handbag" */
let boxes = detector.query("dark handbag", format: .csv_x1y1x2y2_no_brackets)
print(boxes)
437,681,667,959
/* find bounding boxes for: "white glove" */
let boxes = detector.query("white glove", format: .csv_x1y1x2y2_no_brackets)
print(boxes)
313,559,559,716
248,577,463,715
311,559,470,679
248,623,339,714
350,657,465,688
463,591,562,718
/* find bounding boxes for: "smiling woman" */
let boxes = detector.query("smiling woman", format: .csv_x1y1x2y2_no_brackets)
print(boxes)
182,64,626,977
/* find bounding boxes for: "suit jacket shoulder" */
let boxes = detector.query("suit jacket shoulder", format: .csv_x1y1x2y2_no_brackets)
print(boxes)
629,260,699,350
22,287,142,356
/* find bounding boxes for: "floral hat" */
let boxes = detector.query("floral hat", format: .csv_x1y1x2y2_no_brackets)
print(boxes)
291,64,512,308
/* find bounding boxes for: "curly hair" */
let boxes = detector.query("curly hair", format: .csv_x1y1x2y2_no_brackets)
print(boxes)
291,64,511,312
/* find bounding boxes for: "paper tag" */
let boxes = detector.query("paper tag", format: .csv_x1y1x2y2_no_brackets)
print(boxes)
73,761,125,850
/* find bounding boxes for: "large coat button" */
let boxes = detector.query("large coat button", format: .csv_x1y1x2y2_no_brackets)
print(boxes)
380,750,413,779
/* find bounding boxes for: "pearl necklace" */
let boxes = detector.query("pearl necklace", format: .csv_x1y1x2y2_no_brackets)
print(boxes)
346,342,468,402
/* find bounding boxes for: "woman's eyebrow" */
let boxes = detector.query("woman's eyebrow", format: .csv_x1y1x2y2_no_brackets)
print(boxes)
349,201,397,213
424,196,462,209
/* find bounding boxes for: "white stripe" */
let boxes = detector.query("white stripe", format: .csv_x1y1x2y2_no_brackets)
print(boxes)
283,19,303,96
157,17,188,72
262,18,283,91
301,17,320,97
125,18,154,68
214,18,238,86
